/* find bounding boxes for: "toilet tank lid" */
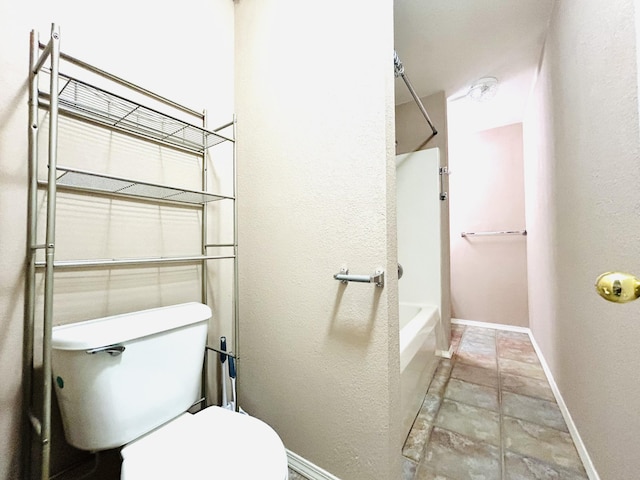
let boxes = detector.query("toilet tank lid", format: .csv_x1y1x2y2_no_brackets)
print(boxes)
52,302,211,350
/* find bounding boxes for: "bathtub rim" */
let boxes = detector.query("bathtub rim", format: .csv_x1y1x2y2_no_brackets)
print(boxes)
399,302,439,372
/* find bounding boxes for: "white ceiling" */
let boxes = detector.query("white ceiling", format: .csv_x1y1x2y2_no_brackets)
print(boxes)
394,0,556,131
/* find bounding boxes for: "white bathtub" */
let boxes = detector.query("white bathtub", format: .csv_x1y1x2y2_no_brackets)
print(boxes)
399,303,439,441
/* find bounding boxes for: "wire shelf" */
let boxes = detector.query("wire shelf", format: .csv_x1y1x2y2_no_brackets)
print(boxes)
34,254,236,269
39,72,232,153
54,167,233,205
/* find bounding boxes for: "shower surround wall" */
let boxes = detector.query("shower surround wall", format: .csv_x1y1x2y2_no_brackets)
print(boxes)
234,1,401,479
396,148,441,311
523,0,640,477
0,2,234,478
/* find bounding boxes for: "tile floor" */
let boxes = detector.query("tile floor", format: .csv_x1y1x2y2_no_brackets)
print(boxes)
288,323,589,480
402,324,589,480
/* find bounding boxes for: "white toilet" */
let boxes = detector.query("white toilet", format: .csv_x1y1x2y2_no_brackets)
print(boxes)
51,302,288,479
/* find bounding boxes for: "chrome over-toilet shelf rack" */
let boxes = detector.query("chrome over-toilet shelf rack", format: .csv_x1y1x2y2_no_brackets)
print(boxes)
23,24,238,480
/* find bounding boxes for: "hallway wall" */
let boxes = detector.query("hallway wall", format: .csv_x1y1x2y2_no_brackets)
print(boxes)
234,1,401,479
449,123,529,327
524,0,640,477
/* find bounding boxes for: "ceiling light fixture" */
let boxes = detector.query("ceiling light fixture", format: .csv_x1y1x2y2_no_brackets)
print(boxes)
467,76,499,102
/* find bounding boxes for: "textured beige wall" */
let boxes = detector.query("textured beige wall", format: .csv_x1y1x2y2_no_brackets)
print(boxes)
0,2,234,478
524,0,640,477
234,1,401,479
449,123,529,327
395,91,451,349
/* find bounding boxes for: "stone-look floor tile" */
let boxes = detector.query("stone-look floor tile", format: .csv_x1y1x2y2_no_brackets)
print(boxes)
423,427,501,480
458,337,497,362
496,330,530,342
288,468,309,480
420,392,444,424
451,326,464,337
403,420,433,462
451,326,465,344
503,416,585,474
450,335,462,354
462,327,496,342
499,357,546,380
415,463,457,480
462,327,496,344
459,336,496,355
402,392,443,461
502,391,568,432
501,372,555,402
451,362,499,388
451,325,463,334
428,360,452,397
463,326,496,338
497,337,539,365
444,378,499,412
428,373,449,398
496,332,533,345
459,343,496,359
403,457,418,480
435,399,501,445
495,332,533,347
434,359,454,378
504,450,589,480
451,324,466,335
403,425,433,463
404,324,588,480
455,350,497,370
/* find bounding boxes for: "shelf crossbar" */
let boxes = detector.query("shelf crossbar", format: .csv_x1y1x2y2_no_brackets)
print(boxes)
45,166,234,205
34,254,236,269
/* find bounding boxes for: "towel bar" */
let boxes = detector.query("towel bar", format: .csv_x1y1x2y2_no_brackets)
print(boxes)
461,229,527,238
334,268,385,287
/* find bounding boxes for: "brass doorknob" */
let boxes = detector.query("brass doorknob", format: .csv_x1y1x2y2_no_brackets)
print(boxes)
595,272,640,303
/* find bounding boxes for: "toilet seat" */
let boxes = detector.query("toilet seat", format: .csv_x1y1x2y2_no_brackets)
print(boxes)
121,406,288,479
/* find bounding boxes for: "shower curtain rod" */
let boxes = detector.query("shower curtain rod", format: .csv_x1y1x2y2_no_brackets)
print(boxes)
394,51,438,141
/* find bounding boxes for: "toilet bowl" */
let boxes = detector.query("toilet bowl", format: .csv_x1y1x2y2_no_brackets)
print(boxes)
50,303,289,479
121,406,289,479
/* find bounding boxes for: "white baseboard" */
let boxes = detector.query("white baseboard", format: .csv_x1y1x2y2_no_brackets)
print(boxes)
451,317,530,333
287,449,342,480
452,318,600,480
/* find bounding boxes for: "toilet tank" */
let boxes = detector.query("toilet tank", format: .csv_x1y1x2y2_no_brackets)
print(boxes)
51,302,210,451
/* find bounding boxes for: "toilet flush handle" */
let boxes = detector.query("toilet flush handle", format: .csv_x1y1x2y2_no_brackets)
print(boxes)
85,345,126,356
